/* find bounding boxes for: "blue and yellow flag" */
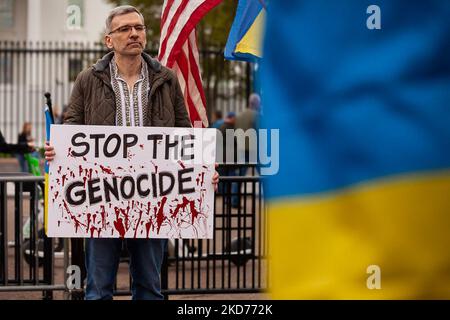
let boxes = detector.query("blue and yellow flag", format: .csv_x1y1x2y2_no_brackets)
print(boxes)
261,1,450,299
224,0,266,61
44,106,53,235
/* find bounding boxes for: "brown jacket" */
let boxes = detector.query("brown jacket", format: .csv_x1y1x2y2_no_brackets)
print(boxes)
65,51,191,128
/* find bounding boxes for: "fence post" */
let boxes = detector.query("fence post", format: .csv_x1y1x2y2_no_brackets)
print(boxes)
161,247,169,300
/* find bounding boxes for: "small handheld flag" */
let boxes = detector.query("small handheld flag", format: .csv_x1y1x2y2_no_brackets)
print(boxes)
44,103,54,235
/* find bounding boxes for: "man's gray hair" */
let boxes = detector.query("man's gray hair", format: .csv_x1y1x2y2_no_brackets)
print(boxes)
105,5,145,34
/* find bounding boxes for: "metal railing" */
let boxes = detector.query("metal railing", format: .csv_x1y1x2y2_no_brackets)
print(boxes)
165,175,267,295
0,174,66,299
0,165,267,299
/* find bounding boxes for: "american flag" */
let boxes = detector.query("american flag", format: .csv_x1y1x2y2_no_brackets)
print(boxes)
158,0,222,128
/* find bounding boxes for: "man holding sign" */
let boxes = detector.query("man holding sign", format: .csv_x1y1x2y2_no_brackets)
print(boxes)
45,5,218,300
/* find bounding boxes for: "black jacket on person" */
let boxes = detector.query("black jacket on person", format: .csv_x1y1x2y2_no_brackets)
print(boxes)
0,130,30,154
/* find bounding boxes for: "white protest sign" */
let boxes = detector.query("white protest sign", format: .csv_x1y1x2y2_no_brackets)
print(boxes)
46,125,216,239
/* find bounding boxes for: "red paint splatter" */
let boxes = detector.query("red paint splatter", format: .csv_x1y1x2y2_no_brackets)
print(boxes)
86,213,91,233
155,197,167,234
90,226,96,237
92,214,97,225
171,196,200,224
56,178,60,185
139,144,144,150
100,165,114,175
146,202,152,216
53,191,59,202
120,206,130,230
84,168,93,180
200,172,205,186
114,217,126,238
133,210,143,238
117,166,123,170
78,165,83,177
114,206,120,219
83,176,87,188
150,161,158,173
127,152,136,162
190,201,200,224
57,166,62,174
202,165,208,169
171,196,190,218
197,193,204,218
100,205,106,229
196,176,200,186
67,147,73,157
61,174,67,187
50,186,53,190
145,221,152,238
82,156,87,161
178,160,185,169
62,200,85,234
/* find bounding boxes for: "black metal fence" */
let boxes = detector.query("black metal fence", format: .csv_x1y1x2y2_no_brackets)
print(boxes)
0,165,267,299
165,174,266,296
0,174,65,299
0,41,252,144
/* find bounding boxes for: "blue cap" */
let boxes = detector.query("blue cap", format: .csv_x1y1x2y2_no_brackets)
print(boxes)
226,112,236,118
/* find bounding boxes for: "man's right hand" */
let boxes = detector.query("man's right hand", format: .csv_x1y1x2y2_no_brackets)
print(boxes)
44,141,56,162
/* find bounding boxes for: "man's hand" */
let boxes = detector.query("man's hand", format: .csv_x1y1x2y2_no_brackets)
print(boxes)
44,141,56,162
212,163,219,192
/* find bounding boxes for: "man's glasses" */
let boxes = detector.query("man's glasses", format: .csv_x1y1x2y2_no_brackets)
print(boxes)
108,24,146,35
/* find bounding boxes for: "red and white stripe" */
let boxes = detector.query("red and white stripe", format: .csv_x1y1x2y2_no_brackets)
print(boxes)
158,0,222,127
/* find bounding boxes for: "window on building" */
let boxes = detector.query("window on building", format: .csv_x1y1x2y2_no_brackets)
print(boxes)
0,0,14,29
67,0,84,30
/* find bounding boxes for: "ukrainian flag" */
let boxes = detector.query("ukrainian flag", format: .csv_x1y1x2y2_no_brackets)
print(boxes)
224,0,266,61
44,106,53,235
261,1,450,299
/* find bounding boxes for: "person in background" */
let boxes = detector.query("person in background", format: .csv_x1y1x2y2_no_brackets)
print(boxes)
210,110,224,129
52,105,63,124
16,122,36,172
0,129,34,154
216,112,237,196
232,93,261,207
